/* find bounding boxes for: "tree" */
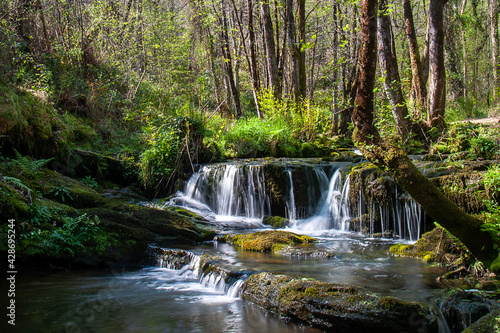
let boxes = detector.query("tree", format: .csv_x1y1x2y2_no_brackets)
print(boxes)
427,0,447,129
352,0,497,265
377,0,411,137
403,0,427,116
261,0,281,99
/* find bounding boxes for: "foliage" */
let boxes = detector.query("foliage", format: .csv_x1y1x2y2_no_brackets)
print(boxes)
480,165,500,254
80,176,99,190
50,185,74,203
20,213,113,257
215,117,301,158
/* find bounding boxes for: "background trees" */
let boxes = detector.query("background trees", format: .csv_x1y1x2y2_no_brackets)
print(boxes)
1,0,499,191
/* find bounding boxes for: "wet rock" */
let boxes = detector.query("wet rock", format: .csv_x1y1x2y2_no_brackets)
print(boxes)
241,272,437,332
221,230,316,253
262,216,290,229
437,290,500,333
143,247,195,269
462,308,500,333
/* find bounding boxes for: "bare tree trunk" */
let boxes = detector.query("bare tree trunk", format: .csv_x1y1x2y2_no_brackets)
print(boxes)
491,0,499,100
247,0,261,110
332,0,340,133
353,0,496,266
378,0,411,137
403,0,427,116
221,4,242,117
261,0,281,99
229,0,261,117
461,0,468,100
286,0,300,103
297,0,307,100
427,0,447,129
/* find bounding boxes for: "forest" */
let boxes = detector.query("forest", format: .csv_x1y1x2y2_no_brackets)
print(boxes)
1,0,500,331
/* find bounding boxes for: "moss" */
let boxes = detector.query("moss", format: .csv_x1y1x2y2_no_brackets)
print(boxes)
490,253,500,274
389,226,470,267
226,230,316,253
262,215,289,229
377,296,421,314
462,308,500,333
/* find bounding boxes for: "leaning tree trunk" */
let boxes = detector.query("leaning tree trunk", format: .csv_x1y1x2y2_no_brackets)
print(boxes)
377,0,411,137
352,0,496,265
427,0,447,129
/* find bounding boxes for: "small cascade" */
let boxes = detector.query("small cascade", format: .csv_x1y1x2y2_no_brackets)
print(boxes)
290,169,351,232
145,246,247,299
168,163,271,224
285,170,297,221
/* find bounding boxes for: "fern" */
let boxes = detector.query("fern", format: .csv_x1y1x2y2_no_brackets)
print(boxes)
3,176,31,191
7,150,53,178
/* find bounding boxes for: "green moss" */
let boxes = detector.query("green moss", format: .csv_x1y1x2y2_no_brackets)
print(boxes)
227,230,316,253
490,253,500,273
389,226,470,267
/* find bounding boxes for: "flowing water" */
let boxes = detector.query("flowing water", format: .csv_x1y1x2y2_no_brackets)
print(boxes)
12,159,447,332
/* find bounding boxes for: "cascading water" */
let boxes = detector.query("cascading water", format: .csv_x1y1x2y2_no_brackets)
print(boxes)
169,159,425,240
168,163,271,225
146,246,247,299
289,169,351,232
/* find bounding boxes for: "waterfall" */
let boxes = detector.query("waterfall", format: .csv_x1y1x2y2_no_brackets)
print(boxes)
146,246,247,299
285,170,297,221
168,163,271,225
289,169,352,232
168,160,424,240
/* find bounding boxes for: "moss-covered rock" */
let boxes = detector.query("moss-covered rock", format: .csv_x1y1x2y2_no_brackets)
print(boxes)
241,272,436,332
438,290,499,333
262,215,289,229
389,226,470,268
463,308,500,333
222,230,316,253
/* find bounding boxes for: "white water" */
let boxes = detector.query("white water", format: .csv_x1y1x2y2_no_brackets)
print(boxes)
168,161,424,240
152,247,246,299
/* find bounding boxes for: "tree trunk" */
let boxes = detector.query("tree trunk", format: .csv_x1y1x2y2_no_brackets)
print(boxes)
427,0,447,129
332,1,340,134
353,0,496,265
403,0,427,116
247,0,261,110
221,5,242,118
377,0,411,137
261,0,281,99
491,0,499,100
297,0,307,100
286,0,300,102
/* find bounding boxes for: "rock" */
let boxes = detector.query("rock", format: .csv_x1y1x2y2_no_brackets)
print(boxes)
437,290,500,333
221,230,316,253
462,308,500,333
241,272,437,332
262,215,289,228
389,226,470,268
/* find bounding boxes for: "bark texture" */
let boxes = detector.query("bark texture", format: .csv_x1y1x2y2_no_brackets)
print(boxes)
427,0,447,128
261,0,281,99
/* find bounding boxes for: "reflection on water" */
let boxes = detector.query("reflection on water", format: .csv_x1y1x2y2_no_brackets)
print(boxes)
11,233,445,333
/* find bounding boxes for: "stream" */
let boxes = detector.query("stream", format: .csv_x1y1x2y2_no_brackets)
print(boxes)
11,159,450,332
